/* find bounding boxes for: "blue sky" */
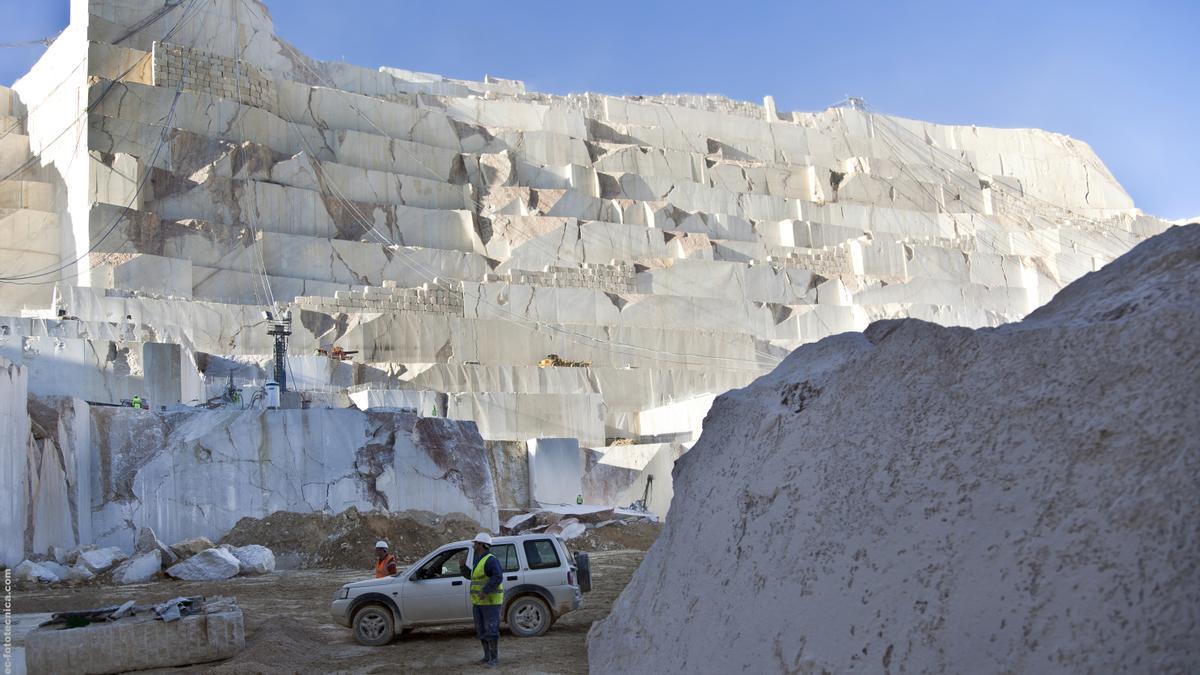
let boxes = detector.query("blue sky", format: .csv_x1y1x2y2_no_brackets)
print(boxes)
1,0,1195,219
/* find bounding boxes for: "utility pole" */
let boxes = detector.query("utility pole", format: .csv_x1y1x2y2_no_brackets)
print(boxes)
263,309,292,392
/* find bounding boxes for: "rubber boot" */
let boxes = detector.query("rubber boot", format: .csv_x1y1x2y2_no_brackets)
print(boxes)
487,639,499,667
479,640,490,664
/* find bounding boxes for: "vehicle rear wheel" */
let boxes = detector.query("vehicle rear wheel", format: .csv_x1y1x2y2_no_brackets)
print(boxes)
352,604,395,646
506,595,551,637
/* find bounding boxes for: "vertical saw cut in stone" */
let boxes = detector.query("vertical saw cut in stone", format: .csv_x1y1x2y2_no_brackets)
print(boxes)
0,0,1180,568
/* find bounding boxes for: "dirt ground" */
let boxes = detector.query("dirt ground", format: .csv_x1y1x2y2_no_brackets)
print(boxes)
11,550,645,674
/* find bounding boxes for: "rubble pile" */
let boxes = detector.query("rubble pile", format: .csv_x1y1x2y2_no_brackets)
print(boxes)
589,225,1200,673
220,507,483,568
10,526,277,586
501,505,660,550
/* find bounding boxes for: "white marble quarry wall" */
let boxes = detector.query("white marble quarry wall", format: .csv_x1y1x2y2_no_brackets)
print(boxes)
348,388,441,415
0,336,190,407
635,394,718,442
11,21,92,288
447,392,607,448
0,357,30,566
0,0,1178,538
89,407,499,550
25,396,92,556
582,442,684,517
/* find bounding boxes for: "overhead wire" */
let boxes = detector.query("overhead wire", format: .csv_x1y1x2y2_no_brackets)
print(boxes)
257,31,781,370
865,108,1138,264
0,0,206,284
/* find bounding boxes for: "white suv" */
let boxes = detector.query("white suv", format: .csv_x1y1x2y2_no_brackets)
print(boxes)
331,534,591,646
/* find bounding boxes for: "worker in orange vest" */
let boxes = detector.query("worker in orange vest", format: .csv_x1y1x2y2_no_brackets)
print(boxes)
374,540,398,578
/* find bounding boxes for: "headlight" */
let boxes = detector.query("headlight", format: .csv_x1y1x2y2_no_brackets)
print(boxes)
335,586,349,600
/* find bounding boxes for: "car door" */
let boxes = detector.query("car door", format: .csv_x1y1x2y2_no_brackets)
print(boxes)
401,546,470,623
466,543,523,604
521,537,566,590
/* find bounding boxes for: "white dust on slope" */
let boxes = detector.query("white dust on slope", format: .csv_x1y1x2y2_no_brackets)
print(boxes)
588,225,1200,673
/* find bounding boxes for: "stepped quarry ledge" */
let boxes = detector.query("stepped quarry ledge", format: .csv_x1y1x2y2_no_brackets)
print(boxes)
0,0,1174,565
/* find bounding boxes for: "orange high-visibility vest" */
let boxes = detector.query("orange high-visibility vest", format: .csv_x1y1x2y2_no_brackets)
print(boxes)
375,553,396,578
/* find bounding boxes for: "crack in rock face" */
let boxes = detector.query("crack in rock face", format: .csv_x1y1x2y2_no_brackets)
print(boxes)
82,407,500,550
354,420,396,510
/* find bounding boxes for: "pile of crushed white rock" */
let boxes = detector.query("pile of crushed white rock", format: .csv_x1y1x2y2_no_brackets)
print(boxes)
501,504,658,540
590,224,1200,673
12,528,275,585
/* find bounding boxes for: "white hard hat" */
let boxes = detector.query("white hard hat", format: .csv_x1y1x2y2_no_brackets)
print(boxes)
473,532,492,545
375,540,389,549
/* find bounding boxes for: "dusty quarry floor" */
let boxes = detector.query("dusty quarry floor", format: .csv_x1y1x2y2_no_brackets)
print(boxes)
11,550,644,674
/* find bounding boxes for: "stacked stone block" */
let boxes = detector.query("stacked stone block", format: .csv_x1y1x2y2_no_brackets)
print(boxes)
297,280,465,316
771,247,854,277
152,41,275,111
486,263,637,294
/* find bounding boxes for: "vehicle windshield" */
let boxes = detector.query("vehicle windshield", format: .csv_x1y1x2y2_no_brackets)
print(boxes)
415,547,468,579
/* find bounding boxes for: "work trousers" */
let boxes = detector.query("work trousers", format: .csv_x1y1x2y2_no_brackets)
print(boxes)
472,604,501,641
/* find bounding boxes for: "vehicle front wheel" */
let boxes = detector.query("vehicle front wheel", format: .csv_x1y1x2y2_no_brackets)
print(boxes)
352,604,395,646
506,595,551,637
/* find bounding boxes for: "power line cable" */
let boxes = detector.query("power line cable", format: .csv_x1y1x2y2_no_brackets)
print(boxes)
0,0,205,283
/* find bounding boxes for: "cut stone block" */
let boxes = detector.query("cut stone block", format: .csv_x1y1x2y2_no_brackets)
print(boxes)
78,547,128,574
136,526,177,565
14,560,59,583
111,550,162,585
24,601,244,675
223,544,275,575
528,438,584,506
170,536,215,560
166,547,240,581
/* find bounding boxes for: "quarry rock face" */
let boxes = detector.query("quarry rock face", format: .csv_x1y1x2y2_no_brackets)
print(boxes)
588,225,1200,673
0,0,1177,564
90,407,500,549
0,358,28,567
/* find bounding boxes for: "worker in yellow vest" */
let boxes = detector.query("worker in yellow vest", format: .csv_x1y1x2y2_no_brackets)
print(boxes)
465,532,504,667
131,395,142,409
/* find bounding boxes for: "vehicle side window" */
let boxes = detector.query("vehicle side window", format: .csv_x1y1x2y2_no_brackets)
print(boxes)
522,539,561,570
418,547,468,579
491,544,520,573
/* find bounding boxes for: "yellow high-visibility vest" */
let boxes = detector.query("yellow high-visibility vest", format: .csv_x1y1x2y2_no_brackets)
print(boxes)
470,552,504,606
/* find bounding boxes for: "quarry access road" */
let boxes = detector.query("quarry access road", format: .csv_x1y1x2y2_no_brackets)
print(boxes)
12,549,645,674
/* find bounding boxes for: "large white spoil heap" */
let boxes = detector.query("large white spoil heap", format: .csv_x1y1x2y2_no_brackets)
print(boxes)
0,0,1176,562
588,224,1200,673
